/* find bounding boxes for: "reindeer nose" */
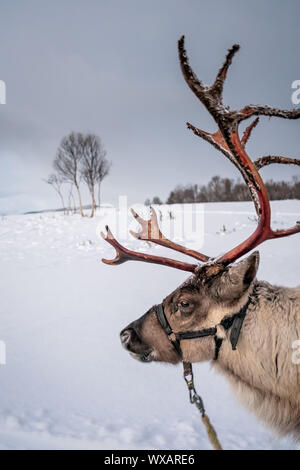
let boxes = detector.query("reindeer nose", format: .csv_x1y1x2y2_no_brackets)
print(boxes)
120,328,131,346
120,327,138,350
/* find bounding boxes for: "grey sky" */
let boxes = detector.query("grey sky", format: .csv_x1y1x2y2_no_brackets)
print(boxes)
0,0,299,214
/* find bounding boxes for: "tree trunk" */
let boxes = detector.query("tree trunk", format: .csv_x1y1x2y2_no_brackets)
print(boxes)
58,192,66,215
97,182,101,209
90,185,95,218
75,182,84,217
60,195,66,215
71,192,76,213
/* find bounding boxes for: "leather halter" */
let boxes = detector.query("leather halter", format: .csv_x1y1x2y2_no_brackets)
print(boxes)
154,293,254,361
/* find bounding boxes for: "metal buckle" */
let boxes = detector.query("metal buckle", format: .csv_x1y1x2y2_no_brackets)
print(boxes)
183,363,205,416
168,332,177,342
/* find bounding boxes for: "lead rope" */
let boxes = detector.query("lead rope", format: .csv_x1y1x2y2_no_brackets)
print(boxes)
183,361,223,450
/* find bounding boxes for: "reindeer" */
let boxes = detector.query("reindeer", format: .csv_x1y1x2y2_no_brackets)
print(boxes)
101,37,300,439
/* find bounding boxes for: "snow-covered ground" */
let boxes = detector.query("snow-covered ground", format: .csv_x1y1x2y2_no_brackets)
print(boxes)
0,200,299,450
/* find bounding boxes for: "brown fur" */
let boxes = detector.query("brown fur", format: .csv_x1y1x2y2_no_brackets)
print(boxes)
121,252,300,438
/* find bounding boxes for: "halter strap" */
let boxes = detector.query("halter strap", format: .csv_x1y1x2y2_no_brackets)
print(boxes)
155,303,182,357
154,291,255,360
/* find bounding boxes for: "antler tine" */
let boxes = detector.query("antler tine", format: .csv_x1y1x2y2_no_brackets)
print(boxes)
272,223,300,239
178,36,208,105
101,225,133,265
101,225,197,272
241,118,260,147
254,156,300,170
239,105,300,123
210,44,240,98
130,206,209,262
130,207,160,240
187,119,260,181
187,123,231,158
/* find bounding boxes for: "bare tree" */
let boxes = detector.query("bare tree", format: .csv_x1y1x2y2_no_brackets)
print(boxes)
96,158,110,209
81,134,110,217
45,173,66,213
67,183,76,214
54,132,85,217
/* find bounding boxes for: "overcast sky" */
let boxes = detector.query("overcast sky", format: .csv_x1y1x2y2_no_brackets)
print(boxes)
0,0,299,214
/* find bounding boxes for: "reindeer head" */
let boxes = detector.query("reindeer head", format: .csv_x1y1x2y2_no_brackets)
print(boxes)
101,37,300,366
119,250,260,364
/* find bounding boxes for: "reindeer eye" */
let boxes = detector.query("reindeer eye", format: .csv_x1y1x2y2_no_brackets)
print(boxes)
180,301,190,308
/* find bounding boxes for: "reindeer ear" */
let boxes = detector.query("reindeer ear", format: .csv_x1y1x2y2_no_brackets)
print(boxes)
213,251,259,302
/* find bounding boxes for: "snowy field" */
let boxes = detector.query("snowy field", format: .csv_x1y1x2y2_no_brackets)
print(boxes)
0,200,299,450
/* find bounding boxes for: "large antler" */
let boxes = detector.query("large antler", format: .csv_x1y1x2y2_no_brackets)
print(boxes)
101,225,197,272
101,38,300,272
178,36,300,266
